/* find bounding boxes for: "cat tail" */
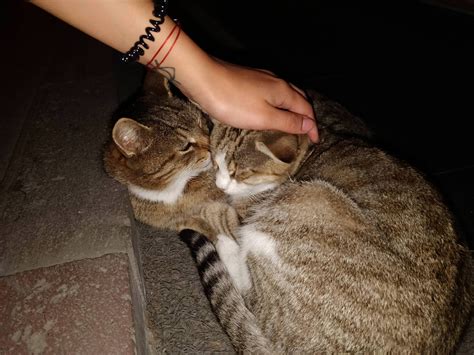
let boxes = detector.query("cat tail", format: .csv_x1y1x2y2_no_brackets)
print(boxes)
180,230,274,354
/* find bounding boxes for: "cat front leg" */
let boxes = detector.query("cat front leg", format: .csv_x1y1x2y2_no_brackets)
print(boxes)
196,203,252,293
199,202,241,241
215,233,252,294
179,217,251,293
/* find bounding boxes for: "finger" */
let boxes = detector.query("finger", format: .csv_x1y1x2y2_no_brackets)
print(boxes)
306,125,319,143
262,107,319,143
269,82,315,120
282,85,319,142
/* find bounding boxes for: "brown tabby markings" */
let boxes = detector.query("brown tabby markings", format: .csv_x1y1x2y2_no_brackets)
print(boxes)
104,74,473,353
207,91,473,353
103,84,238,241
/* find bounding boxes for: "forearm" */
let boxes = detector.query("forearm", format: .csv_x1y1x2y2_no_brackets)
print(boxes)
31,0,318,140
30,0,213,91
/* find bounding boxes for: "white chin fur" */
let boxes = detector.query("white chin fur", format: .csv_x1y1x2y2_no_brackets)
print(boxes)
129,157,211,204
214,151,276,198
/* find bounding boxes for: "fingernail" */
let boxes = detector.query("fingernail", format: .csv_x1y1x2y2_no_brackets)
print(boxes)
301,117,314,133
309,128,319,143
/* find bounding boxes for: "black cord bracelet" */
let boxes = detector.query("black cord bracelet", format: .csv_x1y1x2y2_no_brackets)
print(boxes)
121,0,169,64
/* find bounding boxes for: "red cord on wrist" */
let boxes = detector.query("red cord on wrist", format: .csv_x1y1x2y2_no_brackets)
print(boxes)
145,24,179,67
157,25,181,67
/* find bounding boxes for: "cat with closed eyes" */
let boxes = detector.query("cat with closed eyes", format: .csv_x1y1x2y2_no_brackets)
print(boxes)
103,76,248,287
104,74,473,353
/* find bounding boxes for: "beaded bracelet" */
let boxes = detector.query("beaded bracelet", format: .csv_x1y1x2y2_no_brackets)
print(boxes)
121,0,169,64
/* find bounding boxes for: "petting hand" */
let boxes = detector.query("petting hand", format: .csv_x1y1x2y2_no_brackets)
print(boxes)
186,58,319,143
27,0,318,142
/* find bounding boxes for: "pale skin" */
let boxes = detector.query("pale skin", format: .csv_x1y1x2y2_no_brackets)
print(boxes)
31,0,318,142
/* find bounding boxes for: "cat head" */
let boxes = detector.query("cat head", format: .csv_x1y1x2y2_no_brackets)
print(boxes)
104,96,211,201
212,127,310,198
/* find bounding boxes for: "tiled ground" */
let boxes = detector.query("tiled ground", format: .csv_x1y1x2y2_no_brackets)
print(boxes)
0,254,134,354
0,2,141,354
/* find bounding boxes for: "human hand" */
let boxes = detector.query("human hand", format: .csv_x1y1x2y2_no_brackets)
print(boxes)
183,58,319,143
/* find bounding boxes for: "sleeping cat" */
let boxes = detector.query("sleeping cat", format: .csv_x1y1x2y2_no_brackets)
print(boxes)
103,77,249,288
104,75,473,352
202,91,473,353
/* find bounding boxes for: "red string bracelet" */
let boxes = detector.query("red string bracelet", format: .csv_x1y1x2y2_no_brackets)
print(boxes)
157,25,181,67
145,23,179,67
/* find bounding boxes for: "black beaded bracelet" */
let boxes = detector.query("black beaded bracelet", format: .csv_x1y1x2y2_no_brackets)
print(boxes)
121,0,169,64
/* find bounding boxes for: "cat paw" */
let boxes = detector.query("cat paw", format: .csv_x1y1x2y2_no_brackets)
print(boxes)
215,234,252,293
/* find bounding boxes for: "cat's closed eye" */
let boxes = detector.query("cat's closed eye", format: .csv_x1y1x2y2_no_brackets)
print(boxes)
180,141,193,153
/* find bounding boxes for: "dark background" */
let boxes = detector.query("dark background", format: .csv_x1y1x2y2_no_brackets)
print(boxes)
170,1,474,172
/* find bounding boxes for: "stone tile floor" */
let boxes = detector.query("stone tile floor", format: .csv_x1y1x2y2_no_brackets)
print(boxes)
0,2,142,354
0,254,134,354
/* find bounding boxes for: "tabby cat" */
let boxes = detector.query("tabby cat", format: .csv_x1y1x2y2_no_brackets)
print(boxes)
104,75,473,353
200,91,473,353
103,77,246,286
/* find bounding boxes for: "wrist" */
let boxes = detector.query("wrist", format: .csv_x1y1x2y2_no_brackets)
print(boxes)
146,25,219,105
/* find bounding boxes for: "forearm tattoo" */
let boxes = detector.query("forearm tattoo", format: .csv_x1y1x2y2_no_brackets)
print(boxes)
150,65,181,86
145,23,182,87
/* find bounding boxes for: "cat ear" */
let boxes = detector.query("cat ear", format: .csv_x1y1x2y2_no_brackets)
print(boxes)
143,70,173,98
112,118,153,158
255,134,299,165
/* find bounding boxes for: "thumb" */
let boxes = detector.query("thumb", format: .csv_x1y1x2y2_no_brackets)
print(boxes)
268,109,319,143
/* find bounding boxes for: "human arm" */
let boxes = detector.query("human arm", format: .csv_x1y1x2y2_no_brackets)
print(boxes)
31,0,318,142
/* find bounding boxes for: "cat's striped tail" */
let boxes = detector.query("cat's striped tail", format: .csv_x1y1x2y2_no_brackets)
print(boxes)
180,230,273,354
